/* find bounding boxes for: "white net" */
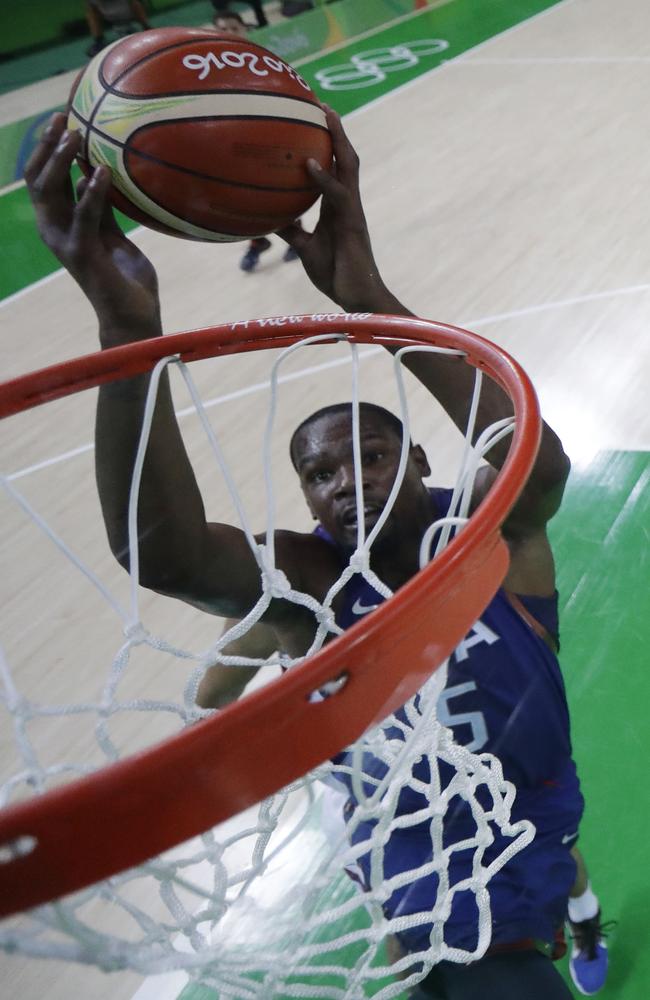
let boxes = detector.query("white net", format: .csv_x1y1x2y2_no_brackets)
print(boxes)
0,324,535,998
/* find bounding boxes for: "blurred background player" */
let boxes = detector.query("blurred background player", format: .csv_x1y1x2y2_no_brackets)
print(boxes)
211,0,268,29
84,0,150,57
212,8,301,272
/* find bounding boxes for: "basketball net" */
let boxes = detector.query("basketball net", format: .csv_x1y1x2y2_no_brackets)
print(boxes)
0,317,537,998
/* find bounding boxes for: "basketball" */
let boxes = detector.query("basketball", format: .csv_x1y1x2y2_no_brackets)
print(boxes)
66,27,333,242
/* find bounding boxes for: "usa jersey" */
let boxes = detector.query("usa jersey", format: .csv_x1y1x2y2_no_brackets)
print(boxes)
316,488,584,952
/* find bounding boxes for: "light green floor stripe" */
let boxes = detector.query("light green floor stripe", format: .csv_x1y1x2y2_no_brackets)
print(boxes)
551,450,650,998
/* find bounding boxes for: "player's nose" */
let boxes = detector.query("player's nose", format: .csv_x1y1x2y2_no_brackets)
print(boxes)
333,461,374,498
333,462,357,496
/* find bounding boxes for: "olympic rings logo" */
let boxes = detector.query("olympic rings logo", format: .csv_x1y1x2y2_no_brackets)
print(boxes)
314,40,449,91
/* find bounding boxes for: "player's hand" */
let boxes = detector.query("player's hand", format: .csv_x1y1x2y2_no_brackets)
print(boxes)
25,113,162,345
279,108,404,315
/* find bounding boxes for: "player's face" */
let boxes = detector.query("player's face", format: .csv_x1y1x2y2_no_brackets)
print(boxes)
293,411,432,549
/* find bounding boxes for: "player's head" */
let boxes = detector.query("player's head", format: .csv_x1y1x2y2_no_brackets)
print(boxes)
290,403,432,548
213,10,249,37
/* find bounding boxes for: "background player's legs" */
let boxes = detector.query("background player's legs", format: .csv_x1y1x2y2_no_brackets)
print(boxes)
567,845,610,995
240,236,272,272
417,950,574,1000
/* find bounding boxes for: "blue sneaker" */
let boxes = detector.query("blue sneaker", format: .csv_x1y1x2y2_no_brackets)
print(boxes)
568,910,614,995
239,237,271,272
283,244,299,262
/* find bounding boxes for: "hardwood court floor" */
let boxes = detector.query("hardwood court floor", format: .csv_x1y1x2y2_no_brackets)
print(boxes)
1,1,649,998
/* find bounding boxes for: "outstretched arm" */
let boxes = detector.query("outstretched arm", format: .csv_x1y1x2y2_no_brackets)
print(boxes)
282,109,570,559
196,619,279,709
25,115,288,617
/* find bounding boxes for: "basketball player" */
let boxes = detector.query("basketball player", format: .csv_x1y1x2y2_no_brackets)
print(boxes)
211,0,269,30
24,110,611,998
84,0,150,57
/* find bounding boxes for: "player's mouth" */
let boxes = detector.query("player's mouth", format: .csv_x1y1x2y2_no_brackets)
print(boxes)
340,503,384,531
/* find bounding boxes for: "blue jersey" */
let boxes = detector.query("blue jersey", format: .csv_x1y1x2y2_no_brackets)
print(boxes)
316,488,584,952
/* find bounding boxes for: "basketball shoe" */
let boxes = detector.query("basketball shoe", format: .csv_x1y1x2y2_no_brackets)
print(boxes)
568,910,613,995
240,237,271,272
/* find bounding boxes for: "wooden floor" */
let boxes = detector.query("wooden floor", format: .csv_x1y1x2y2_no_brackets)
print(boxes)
1,0,649,997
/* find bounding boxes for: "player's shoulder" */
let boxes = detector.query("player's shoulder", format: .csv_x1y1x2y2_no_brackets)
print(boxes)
271,527,347,598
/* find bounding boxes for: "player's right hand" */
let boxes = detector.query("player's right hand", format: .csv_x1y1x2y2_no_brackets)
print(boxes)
25,113,162,346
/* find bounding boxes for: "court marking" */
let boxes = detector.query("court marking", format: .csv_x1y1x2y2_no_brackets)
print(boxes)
4,280,649,482
344,0,576,119
292,0,455,69
458,56,650,64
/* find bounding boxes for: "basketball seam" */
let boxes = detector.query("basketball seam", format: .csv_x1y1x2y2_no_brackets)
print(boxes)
97,85,322,110
73,108,329,134
125,142,318,193
79,117,323,192
120,163,302,236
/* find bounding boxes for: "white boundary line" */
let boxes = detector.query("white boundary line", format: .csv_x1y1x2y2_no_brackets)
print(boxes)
292,0,455,68
0,266,65,309
345,0,578,121
458,55,650,64
5,281,649,482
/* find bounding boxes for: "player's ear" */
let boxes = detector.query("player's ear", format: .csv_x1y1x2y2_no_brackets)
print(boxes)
411,444,431,479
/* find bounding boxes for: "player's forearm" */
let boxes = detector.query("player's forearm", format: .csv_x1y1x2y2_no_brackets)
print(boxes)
196,664,260,709
398,345,570,519
95,369,209,584
196,621,278,708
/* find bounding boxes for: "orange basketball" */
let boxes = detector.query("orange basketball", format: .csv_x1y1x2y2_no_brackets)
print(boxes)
67,27,332,242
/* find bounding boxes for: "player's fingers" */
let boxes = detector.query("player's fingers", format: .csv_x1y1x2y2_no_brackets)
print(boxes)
75,175,90,201
27,127,81,220
305,156,347,206
23,113,67,188
72,165,112,237
99,189,125,239
77,169,125,240
323,106,359,183
277,221,309,251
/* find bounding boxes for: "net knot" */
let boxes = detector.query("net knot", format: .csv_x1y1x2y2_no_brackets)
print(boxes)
265,568,292,600
123,621,149,645
314,606,337,629
349,549,370,574
257,544,294,599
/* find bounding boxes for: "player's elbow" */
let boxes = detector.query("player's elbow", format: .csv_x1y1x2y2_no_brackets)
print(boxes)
107,534,191,597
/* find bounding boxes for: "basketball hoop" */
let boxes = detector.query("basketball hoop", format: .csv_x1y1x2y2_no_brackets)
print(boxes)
0,313,540,994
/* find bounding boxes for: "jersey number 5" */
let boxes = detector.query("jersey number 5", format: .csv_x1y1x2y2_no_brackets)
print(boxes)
437,681,488,752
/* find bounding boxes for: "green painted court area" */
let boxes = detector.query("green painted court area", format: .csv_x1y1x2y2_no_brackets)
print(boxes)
171,450,650,999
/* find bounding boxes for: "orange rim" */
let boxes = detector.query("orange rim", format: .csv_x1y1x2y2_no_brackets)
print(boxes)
0,313,541,916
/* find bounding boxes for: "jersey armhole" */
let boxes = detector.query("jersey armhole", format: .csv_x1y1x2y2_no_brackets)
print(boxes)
504,590,559,655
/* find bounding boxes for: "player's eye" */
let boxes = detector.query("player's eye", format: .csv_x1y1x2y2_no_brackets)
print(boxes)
308,468,332,484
